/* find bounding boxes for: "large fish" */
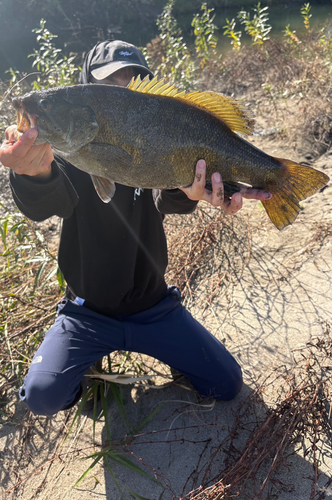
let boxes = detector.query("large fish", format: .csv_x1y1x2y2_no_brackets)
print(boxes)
12,76,329,230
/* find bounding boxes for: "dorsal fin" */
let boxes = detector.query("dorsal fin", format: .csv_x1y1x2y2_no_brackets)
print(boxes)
127,75,254,135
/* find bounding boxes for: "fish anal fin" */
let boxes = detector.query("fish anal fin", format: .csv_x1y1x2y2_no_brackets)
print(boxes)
262,159,329,230
127,75,253,135
91,175,116,203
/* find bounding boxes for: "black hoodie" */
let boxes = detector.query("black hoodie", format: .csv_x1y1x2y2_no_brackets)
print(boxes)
10,44,198,316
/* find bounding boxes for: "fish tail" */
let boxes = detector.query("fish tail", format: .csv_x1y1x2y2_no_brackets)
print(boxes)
262,158,329,230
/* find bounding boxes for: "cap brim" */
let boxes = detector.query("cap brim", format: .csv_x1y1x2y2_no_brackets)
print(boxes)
91,61,153,80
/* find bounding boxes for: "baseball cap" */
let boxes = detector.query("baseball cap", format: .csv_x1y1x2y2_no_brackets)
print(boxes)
90,40,154,80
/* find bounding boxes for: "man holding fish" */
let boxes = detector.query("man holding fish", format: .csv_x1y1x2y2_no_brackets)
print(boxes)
0,41,291,416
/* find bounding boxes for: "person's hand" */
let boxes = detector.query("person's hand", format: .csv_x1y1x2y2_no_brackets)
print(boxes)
0,126,54,178
179,159,272,215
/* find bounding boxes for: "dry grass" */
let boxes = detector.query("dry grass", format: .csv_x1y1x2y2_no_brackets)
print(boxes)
1,24,332,497
1,27,332,397
164,205,252,311
185,324,332,500
0,213,62,400
199,38,332,157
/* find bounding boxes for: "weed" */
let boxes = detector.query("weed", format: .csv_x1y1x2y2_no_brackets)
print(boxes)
2,3,332,497
154,0,196,90
0,209,62,388
65,375,164,497
238,2,272,47
301,2,312,35
192,3,218,68
29,19,80,90
145,0,220,89
186,328,332,499
283,25,301,46
223,18,242,53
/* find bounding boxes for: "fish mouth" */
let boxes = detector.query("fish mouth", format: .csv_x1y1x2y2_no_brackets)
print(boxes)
15,101,37,135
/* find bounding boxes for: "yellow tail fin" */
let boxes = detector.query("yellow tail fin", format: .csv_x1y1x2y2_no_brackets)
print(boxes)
262,159,329,230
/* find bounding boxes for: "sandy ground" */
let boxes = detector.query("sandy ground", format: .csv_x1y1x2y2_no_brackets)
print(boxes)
0,136,332,499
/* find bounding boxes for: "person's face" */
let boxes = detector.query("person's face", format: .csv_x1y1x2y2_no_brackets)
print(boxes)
90,66,141,87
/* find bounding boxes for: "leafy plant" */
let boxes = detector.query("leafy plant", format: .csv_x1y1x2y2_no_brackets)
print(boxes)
145,0,221,89
238,2,272,46
3,68,25,97
0,209,63,386
153,0,196,90
29,19,80,90
66,374,164,498
318,25,332,71
192,3,218,68
283,25,301,46
223,18,242,53
301,2,312,34
0,207,166,495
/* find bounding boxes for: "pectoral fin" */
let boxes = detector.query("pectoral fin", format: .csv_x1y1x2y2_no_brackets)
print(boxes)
81,143,135,201
91,175,116,203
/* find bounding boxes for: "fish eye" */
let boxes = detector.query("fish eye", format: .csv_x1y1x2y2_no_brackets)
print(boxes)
39,99,51,111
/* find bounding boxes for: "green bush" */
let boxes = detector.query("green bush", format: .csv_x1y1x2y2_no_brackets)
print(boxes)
29,19,80,90
192,3,218,67
238,2,272,46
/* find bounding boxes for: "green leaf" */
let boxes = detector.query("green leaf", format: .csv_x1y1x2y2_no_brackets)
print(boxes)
33,261,47,292
100,388,112,442
56,267,66,292
110,383,131,431
110,453,160,483
124,486,156,500
0,219,9,248
74,453,103,487
103,459,127,499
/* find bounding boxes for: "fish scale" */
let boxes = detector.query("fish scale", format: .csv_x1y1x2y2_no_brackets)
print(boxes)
12,76,329,230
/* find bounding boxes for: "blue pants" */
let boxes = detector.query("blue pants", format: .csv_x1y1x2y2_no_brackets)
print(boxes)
19,290,242,416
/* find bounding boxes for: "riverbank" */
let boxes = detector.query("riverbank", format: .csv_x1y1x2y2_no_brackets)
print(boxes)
1,0,332,82
1,101,331,500
1,24,332,499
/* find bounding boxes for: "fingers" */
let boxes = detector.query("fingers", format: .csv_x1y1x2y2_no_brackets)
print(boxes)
194,159,206,187
179,159,273,211
8,128,39,161
4,125,19,143
222,192,243,215
179,159,208,201
240,187,272,201
180,161,239,208
189,159,207,198
210,172,224,206
186,160,225,205
0,127,53,177
18,142,54,177
1,127,38,165
29,143,54,176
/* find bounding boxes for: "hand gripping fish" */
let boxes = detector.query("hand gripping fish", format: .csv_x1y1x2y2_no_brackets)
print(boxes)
13,75,329,230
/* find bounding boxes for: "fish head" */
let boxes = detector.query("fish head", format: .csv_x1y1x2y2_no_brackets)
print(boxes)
12,86,99,155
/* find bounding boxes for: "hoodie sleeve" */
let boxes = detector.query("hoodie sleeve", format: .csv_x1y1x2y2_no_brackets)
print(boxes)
153,188,198,215
10,157,79,221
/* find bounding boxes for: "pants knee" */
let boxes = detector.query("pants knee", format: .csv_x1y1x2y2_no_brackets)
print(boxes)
213,351,243,401
19,372,79,416
216,364,243,401
193,363,243,401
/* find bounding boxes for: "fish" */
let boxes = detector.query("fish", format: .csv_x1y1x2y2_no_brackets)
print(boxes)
12,75,329,230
